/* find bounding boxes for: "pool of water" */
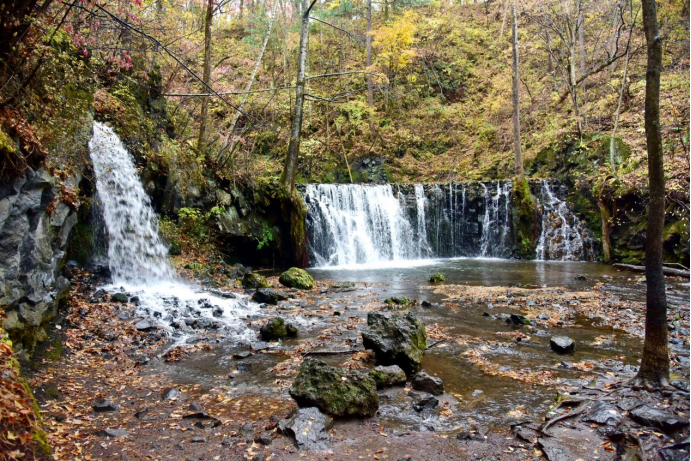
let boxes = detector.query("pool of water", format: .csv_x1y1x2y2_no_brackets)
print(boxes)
152,258,689,431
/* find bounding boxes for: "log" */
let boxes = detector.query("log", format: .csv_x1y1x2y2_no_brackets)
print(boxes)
613,263,690,278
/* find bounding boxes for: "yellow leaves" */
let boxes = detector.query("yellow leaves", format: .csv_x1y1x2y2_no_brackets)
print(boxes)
372,12,418,77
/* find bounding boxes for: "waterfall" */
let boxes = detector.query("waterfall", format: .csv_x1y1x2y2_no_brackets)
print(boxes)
90,123,174,283
302,181,595,267
89,122,258,342
535,180,595,261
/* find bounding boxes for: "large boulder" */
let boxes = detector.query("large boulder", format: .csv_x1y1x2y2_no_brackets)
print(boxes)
242,272,269,289
278,407,333,451
260,318,297,341
279,267,314,290
289,359,379,418
361,312,427,376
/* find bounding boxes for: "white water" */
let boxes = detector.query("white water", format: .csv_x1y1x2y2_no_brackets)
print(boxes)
535,180,594,261
90,123,258,343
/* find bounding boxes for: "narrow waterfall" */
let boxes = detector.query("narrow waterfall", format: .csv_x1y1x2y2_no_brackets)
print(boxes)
89,122,257,342
301,181,595,267
535,180,595,261
90,123,175,283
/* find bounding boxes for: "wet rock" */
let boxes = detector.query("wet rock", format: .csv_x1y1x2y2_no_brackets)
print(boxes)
254,431,274,445
421,300,432,308
129,296,140,304
456,424,487,441
135,320,155,332
411,371,444,396
507,314,531,325
92,398,119,412
134,408,149,419
242,273,269,289
537,312,550,320
289,359,379,417
471,389,484,397
659,439,690,461
279,267,314,290
279,407,333,451
111,292,128,303
412,393,438,413
252,288,288,305
369,365,407,389
584,401,623,426
89,289,108,303
630,405,689,431
361,312,427,376
190,436,206,443
260,318,298,341
195,318,218,329
161,388,183,400
233,351,252,360
550,336,575,353
538,437,569,460
96,428,130,438
384,296,411,307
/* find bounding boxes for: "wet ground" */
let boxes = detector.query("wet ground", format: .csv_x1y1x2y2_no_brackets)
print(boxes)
30,259,690,460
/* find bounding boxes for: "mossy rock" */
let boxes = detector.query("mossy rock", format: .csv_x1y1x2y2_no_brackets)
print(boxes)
361,312,427,376
428,273,445,283
290,359,379,417
260,318,297,341
511,178,537,259
384,296,410,307
279,267,314,290
242,272,269,289
369,365,407,389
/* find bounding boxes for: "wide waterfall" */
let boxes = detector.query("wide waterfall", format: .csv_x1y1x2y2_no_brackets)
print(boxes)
89,122,258,342
301,181,595,267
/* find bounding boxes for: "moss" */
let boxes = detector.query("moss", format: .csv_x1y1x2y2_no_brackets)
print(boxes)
66,222,95,265
511,178,537,258
428,273,445,283
242,272,269,289
384,296,410,307
279,267,314,290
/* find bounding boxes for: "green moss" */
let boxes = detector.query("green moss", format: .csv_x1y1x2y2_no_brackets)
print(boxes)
279,267,314,289
428,273,445,283
66,222,95,265
242,272,269,289
384,296,410,307
511,178,537,258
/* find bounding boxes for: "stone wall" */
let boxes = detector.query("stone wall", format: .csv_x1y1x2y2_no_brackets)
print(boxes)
0,168,81,359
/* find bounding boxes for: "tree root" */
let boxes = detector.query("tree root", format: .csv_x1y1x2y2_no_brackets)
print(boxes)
541,407,587,437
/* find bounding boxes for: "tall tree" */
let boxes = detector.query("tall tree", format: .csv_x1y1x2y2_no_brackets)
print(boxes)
511,0,523,179
636,0,669,388
197,0,215,152
280,0,316,191
366,0,376,143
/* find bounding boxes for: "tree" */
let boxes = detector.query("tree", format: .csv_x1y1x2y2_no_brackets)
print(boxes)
280,0,316,191
635,0,669,388
197,0,215,152
366,0,376,143
511,0,523,179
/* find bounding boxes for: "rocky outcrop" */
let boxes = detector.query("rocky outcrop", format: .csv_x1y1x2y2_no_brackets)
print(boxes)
289,359,379,417
361,312,427,376
1,168,81,358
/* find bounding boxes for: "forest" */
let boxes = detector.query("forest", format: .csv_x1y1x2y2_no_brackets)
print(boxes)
0,0,689,459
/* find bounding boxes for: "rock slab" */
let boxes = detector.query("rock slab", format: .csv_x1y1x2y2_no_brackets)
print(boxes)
279,407,333,451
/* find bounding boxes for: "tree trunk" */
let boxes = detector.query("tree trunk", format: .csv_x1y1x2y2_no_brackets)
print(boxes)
511,0,523,179
366,0,375,143
196,0,214,152
281,0,314,191
598,199,612,262
218,0,278,165
636,0,669,388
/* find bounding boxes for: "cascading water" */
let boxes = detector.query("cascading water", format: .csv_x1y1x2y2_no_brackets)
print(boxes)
535,180,595,261
90,123,175,283
302,181,595,267
89,123,259,342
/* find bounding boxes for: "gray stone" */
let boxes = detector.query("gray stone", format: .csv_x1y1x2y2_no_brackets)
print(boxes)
550,336,575,353
279,407,333,451
584,401,623,426
135,320,155,332
411,371,444,395
252,288,288,305
361,312,427,376
97,428,130,438
92,398,119,412
369,365,407,389
630,405,689,431
289,359,379,417
111,292,128,303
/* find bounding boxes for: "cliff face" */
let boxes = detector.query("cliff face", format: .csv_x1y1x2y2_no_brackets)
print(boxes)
0,168,82,359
